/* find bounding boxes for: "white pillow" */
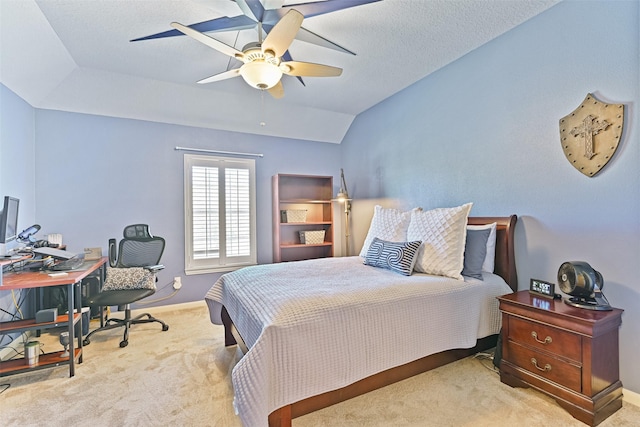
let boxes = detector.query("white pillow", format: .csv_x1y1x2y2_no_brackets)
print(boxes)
359,205,417,257
467,222,497,273
407,203,473,279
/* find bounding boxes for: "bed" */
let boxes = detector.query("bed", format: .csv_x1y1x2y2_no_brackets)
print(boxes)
205,212,517,427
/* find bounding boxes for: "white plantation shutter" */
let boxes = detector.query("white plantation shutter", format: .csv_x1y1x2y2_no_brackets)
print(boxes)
184,154,256,274
192,165,220,259
225,168,251,257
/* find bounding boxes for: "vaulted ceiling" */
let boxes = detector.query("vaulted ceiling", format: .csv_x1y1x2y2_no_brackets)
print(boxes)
0,0,559,143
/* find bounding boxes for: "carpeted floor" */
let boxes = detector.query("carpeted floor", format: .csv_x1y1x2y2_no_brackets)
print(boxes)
1,301,639,426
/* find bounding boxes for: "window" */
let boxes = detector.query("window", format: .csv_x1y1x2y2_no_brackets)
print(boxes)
184,154,256,274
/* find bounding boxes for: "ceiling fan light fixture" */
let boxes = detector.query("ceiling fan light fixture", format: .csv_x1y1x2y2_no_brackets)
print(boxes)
240,61,283,90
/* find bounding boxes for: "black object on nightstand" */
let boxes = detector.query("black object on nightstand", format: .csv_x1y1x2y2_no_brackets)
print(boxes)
529,278,556,298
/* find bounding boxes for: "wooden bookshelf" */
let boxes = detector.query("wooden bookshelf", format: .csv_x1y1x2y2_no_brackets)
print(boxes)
273,174,334,263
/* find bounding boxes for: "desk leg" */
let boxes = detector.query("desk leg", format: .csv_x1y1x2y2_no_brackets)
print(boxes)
35,287,42,337
99,265,106,328
67,282,75,377
75,281,83,364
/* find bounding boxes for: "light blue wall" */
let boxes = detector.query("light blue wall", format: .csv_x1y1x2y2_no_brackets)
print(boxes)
0,82,341,347
0,85,36,328
0,85,36,229
31,109,341,305
342,1,640,392
2,0,639,397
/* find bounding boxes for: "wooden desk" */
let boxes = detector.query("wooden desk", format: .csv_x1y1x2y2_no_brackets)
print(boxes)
0,254,30,265
0,256,107,377
0,254,31,286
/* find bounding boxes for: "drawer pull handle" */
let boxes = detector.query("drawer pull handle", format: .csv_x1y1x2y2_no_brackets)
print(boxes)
531,331,552,345
531,358,552,372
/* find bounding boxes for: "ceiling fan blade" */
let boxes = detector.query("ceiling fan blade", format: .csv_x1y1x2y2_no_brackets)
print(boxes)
281,61,342,77
267,81,285,99
170,22,245,60
131,15,257,42
197,69,241,84
281,51,305,86
262,9,303,58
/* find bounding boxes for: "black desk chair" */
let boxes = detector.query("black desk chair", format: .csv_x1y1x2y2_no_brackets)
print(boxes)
83,224,169,348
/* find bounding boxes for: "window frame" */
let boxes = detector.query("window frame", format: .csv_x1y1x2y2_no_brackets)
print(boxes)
184,154,257,275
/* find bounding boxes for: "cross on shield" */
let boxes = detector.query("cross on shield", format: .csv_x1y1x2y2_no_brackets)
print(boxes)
559,93,624,177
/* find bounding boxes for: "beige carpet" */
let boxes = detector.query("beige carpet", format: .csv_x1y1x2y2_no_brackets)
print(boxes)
1,302,639,427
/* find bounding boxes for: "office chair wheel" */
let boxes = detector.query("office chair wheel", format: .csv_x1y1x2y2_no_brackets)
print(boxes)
162,325,169,331
120,340,128,348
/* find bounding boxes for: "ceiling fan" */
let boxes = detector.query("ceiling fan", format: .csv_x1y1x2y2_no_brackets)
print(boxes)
132,1,382,55
170,9,341,98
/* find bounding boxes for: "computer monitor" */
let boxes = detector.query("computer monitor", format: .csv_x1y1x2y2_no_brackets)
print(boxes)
0,196,20,256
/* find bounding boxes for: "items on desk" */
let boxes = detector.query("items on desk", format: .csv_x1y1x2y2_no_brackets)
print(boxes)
46,233,63,247
2,251,86,274
8,255,52,272
3,244,89,274
33,247,77,260
24,341,41,366
33,239,59,248
35,308,58,323
49,254,85,271
33,247,84,271
59,332,70,358
43,256,54,269
17,224,41,243
83,247,102,261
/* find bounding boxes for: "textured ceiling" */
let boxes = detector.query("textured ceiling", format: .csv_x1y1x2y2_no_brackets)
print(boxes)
0,0,559,143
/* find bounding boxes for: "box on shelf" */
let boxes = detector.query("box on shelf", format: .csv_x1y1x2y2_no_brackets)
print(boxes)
299,230,325,245
281,209,307,223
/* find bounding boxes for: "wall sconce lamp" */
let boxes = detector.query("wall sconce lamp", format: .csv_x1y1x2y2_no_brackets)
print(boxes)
333,168,352,256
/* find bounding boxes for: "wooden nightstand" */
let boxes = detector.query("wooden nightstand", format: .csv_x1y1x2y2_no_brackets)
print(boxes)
498,290,623,426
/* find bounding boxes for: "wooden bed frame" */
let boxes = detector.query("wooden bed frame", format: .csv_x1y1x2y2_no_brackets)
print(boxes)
220,215,518,427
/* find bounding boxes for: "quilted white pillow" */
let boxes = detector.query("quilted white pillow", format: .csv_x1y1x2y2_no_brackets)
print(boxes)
407,203,473,279
467,222,497,272
359,205,417,257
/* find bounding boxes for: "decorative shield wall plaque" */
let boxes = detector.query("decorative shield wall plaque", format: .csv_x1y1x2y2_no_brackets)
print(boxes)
559,93,624,177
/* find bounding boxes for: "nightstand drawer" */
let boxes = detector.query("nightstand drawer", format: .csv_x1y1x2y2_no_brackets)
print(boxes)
508,316,581,362
507,341,582,393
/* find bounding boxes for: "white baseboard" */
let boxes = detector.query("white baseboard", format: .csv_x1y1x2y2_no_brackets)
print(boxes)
131,300,206,315
623,387,640,408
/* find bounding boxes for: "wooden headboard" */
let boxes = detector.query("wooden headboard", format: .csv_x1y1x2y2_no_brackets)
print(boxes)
467,215,518,292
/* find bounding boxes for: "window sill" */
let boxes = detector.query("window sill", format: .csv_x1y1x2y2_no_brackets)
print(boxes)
185,263,257,276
